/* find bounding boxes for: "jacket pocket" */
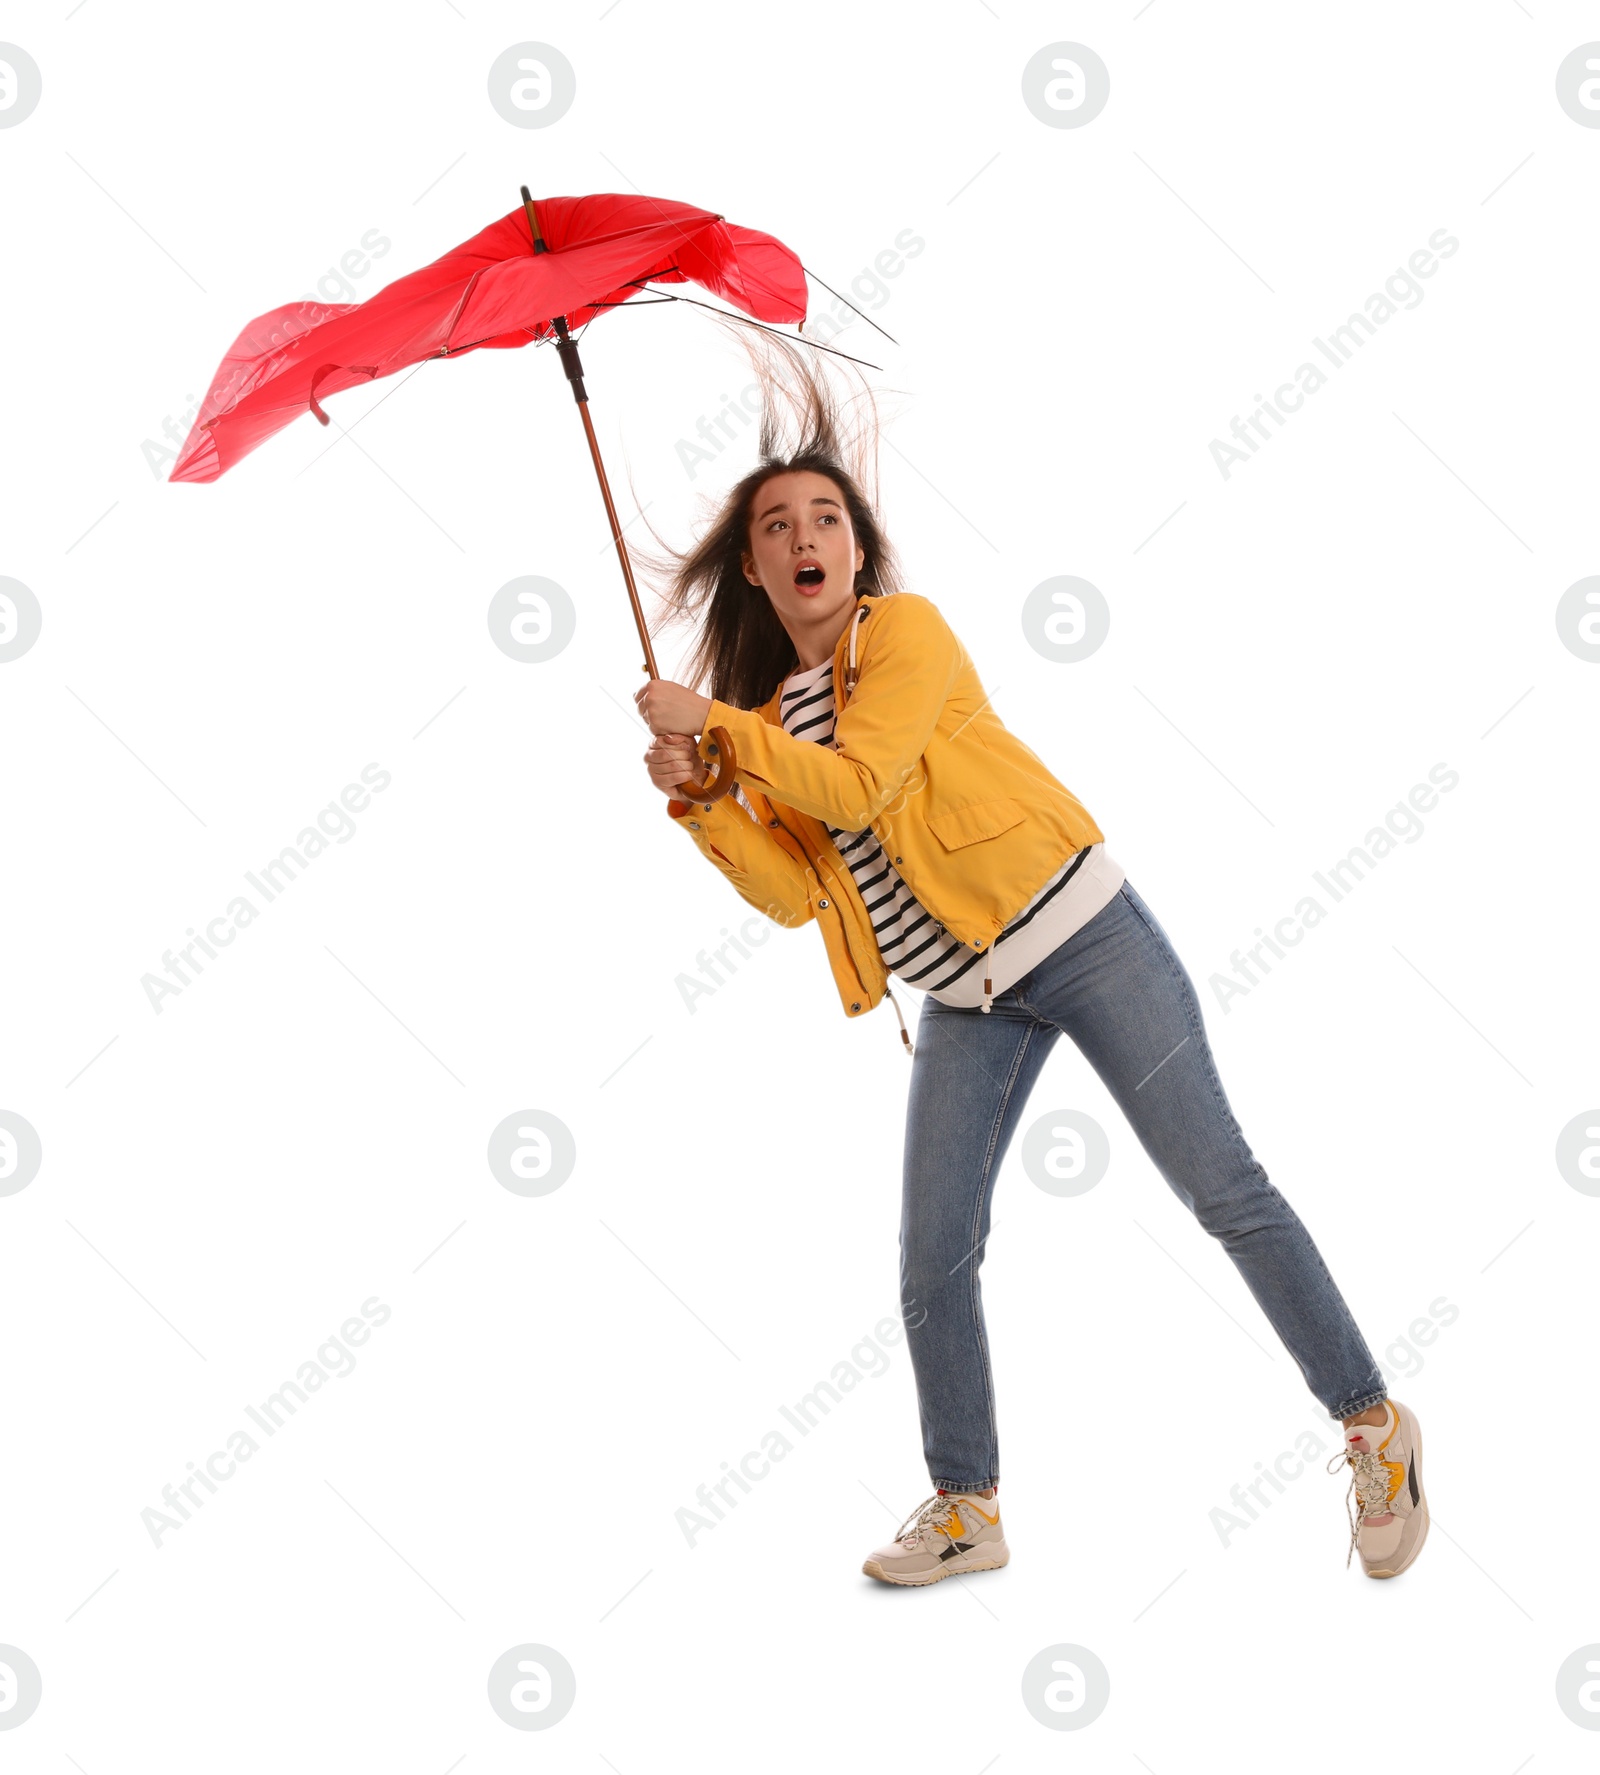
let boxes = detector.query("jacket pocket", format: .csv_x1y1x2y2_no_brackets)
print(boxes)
925,795,1026,850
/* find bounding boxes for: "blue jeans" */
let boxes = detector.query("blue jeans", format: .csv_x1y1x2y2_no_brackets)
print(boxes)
899,879,1388,1492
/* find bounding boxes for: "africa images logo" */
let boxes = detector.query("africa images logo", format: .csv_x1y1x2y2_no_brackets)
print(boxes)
1209,228,1459,480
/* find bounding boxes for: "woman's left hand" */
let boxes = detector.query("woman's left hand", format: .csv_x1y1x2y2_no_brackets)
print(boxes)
634,678,714,736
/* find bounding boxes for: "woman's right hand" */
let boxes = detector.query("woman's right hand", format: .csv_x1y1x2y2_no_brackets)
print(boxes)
645,731,708,799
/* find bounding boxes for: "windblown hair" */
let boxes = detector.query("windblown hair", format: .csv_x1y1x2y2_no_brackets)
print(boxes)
632,315,905,712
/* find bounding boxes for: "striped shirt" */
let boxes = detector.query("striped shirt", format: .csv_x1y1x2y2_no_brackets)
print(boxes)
775,657,1126,1007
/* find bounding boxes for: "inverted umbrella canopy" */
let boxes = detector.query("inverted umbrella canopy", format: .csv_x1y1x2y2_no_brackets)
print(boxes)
169,192,808,484
170,189,823,806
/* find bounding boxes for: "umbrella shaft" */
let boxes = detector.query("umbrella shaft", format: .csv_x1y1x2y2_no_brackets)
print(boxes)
522,192,653,678
522,189,658,680
573,395,660,681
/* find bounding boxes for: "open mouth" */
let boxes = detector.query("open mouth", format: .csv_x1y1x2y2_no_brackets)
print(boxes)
794,563,825,589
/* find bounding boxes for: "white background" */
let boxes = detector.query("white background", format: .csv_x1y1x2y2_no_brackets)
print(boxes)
2,2,1595,1767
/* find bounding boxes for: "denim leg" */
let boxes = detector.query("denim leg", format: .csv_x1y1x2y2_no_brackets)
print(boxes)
1011,883,1387,1421
900,987,1059,1490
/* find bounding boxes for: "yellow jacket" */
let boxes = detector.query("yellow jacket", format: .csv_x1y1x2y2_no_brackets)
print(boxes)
666,591,1105,1051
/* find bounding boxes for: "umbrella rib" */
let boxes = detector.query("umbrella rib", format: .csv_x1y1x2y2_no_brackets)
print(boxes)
569,296,672,344
622,285,885,372
442,327,540,356
445,281,675,359
800,264,900,346
438,261,494,356
447,289,881,372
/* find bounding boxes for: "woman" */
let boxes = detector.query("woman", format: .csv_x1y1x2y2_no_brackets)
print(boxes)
634,337,1428,1586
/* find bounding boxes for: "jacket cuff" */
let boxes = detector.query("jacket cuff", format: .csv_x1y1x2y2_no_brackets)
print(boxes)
665,789,740,828
705,699,758,751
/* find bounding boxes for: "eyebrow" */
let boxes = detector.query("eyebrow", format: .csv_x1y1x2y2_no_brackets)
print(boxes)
756,496,843,522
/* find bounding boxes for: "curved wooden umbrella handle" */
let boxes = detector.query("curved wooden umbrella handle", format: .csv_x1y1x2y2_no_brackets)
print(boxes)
678,725,739,804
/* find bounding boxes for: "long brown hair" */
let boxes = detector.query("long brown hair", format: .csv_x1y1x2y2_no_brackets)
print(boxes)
632,316,906,711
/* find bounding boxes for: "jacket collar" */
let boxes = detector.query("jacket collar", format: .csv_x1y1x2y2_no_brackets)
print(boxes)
757,591,877,723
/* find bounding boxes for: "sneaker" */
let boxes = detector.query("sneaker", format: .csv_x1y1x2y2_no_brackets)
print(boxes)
1326,1398,1429,1578
862,1490,1010,1586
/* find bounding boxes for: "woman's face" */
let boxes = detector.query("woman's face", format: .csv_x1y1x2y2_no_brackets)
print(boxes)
740,469,865,629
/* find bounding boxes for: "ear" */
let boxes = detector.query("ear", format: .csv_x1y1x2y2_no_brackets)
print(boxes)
854,543,865,573
740,549,759,585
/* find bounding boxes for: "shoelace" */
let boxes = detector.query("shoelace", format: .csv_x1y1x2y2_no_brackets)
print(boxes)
892,1492,984,1549
1324,1444,1395,1569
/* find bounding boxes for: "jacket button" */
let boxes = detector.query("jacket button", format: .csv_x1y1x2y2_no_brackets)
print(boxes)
894,856,902,864
769,818,780,827
689,821,700,829
818,897,829,909
851,1001,861,1012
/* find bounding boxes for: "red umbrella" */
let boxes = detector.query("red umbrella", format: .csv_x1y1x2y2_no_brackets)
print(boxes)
171,189,861,803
